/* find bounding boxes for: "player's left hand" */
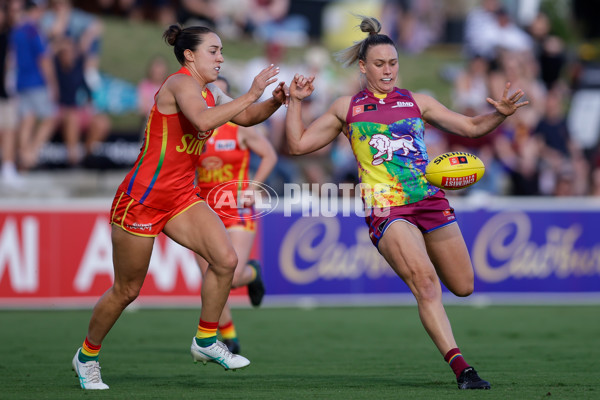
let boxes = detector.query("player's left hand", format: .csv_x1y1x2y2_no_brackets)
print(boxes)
290,74,315,102
272,81,289,106
487,82,529,117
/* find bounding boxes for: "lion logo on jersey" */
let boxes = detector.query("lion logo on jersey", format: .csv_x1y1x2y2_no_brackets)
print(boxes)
369,134,418,166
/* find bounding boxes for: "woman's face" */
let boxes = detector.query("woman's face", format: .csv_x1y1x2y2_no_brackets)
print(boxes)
188,32,224,83
359,44,399,94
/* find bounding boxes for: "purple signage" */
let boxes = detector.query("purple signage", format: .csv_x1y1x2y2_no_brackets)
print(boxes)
260,208,600,295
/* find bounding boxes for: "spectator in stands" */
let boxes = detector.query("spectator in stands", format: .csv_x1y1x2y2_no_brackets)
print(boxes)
493,8,533,55
53,36,111,166
0,0,20,185
9,0,59,170
41,0,112,166
465,1,533,60
452,55,490,116
97,0,174,25
40,0,103,92
381,0,444,54
534,86,589,196
53,36,86,165
463,0,502,60
489,50,546,133
493,119,542,196
528,11,567,90
137,54,168,129
176,0,221,29
244,0,308,46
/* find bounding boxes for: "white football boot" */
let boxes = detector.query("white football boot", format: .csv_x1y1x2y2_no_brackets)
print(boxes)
190,339,250,370
72,348,109,390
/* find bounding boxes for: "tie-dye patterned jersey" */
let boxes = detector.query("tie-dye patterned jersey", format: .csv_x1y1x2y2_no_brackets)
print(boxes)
344,87,439,207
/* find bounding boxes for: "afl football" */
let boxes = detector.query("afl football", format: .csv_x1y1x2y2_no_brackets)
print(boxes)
425,152,485,190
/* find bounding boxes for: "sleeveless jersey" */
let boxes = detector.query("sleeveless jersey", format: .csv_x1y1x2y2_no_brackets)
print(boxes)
196,122,250,207
118,67,216,210
345,87,439,207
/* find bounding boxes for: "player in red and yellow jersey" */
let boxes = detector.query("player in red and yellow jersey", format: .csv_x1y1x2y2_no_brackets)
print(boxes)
195,76,277,354
72,24,288,390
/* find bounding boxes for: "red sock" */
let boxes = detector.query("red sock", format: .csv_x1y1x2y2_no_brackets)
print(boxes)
444,348,470,379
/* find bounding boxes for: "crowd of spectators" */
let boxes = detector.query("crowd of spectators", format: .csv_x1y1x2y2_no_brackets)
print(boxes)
1,0,600,198
0,0,110,187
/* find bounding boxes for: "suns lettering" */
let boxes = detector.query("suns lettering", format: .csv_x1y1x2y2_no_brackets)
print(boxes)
197,164,234,183
176,134,207,155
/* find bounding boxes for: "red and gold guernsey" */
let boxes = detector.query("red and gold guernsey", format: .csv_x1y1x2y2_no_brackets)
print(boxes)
118,67,216,210
345,87,439,208
196,121,250,206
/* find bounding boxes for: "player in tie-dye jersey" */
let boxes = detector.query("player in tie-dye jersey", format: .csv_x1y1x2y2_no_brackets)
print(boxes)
72,24,288,390
285,16,528,390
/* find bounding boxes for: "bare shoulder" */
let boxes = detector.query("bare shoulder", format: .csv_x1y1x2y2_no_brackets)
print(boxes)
165,73,198,92
331,95,352,122
411,91,442,115
411,91,432,106
156,74,200,113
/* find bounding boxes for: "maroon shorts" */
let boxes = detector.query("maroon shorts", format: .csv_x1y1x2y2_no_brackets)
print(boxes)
365,190,456,247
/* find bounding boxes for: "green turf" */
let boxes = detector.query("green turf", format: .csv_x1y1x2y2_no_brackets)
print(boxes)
1,305,599,399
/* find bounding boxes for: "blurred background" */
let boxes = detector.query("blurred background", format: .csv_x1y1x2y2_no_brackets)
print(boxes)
1,0,599,198
1,0,600,307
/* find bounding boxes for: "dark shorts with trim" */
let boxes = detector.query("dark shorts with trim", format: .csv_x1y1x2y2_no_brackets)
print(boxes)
365,190,456,247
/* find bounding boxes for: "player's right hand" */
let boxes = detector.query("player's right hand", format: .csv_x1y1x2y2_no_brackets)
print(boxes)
248,64,280,101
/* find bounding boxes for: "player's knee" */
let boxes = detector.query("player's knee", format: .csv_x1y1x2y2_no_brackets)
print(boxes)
411,274,441,303
214,249,238,274
113,284,142,305
451,283,474,297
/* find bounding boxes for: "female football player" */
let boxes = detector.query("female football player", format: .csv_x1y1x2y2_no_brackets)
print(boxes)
285,15,528,390
72,24,288,389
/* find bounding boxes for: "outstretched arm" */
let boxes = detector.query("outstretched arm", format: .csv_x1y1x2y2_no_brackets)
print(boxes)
286,74,347,155
232,81,288,127
414,82,529,138
170,65,281,132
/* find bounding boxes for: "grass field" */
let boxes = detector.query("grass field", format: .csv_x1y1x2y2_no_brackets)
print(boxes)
1,305,599,399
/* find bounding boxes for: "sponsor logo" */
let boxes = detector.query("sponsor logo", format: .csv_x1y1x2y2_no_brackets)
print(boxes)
433,151,474,165
215,140,236,151
352,104,377,116
197,130,214,140
441,174,477,188
125,222,153,231
449,155,468,165
391,101,414,108
177,134,209,155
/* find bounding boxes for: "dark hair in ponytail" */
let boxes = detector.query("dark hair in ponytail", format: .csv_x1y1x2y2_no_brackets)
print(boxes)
163,24,215,65
334,15,396,67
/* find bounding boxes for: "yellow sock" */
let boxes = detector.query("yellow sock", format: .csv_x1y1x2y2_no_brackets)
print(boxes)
219,321,237,340
195,319,218,346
